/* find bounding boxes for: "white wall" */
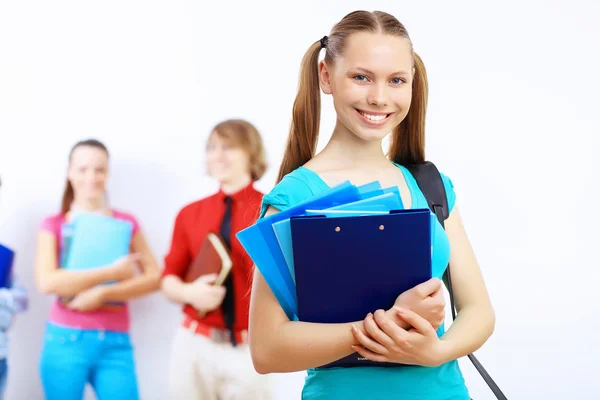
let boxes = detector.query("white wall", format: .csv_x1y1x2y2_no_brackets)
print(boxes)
1,1,599,399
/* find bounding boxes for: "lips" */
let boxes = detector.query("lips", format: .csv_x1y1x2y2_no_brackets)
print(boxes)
355,109,393,126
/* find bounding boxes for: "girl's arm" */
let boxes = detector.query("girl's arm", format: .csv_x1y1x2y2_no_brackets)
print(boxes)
435,207,496,361
250,268,367,374
99,230,161,302
35,231,135,297
249,206,371,374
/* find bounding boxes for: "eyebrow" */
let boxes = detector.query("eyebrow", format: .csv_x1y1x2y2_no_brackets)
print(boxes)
354,67,410,76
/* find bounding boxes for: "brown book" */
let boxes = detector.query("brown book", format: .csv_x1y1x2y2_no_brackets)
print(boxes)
184,232,232,286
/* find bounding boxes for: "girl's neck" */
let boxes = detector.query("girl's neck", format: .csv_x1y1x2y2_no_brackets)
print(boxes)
70,197,107,214
318,119,390,169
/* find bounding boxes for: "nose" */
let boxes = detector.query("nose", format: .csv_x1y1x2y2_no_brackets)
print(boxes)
215,147,226,161
87,170,101,184
208,146,226,163
367,83,388,108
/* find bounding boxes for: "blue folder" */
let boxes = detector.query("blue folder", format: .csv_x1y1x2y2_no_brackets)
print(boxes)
325,191,403,212
0,244,14,289
237,181,378,320
65,213,133,271
63,213,133,306
60,223,74,268
290,208,432,368
273,192,404,285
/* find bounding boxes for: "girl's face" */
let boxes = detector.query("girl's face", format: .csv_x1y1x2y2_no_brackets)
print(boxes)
67,145,109,203
320,32,414,142
206,132,251,184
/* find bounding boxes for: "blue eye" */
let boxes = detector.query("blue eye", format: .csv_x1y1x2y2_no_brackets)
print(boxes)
390,78,406,85
353,74,369,82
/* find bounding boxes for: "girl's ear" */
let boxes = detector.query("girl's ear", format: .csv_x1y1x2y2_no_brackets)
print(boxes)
319,61,333,95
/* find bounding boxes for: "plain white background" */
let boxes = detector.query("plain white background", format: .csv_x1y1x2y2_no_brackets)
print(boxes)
1,0,599,399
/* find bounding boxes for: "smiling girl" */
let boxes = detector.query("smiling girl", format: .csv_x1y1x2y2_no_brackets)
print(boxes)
249,10,495,400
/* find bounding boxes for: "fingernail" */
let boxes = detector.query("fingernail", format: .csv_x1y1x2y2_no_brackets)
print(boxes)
351,325,357,332
396,307,405,314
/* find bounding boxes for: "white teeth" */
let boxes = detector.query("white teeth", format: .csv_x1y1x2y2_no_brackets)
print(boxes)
359,111,387,121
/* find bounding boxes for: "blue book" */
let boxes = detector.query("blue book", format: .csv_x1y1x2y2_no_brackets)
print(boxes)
64,213,133,307
0,244,14,289
290,208,432,368
237,181,365,320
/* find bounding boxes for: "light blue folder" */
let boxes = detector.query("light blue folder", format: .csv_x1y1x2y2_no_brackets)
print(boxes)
355,181,382,195
273,191,404,285
65,213,133,271
304,209,389,217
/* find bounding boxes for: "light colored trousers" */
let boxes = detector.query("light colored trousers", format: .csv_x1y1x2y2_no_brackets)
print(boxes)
167,325,272,400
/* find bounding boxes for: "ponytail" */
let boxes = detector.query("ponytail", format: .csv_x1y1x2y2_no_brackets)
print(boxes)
389,52,428,166
61,180,74,215
276,41,323,183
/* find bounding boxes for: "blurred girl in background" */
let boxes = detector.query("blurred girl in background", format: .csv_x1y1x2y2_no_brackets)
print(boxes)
34,139,161,400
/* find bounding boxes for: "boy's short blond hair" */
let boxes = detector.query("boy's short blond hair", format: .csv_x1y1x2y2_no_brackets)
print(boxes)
210,119,268,181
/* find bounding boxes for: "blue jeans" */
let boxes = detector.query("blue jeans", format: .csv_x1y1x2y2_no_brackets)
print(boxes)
0,358,7,400
39,323,139,400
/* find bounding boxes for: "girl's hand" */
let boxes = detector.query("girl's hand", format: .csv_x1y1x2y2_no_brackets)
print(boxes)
393,278,445,330
67,285,107,312
111,253,142,281
351,307,450,367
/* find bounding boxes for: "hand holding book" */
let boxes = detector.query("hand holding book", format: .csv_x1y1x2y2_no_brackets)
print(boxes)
61,253,142,311
391,277,445,330
183,232,232,318
352,307,451,368
183,273,227,315
67,285,109,312
110,253,142,281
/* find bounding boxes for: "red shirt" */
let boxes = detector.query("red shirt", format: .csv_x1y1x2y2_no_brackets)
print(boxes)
162,183,263,331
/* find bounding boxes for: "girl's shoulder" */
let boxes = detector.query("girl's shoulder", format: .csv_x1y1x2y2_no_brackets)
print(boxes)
39,212,65,237
110,209,141,234
260,167,324,218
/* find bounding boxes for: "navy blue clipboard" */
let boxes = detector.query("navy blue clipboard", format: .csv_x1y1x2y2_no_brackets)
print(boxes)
0,244,14,289
290,208,432,368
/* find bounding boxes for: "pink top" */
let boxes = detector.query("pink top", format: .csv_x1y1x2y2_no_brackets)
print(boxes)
39,210,141,333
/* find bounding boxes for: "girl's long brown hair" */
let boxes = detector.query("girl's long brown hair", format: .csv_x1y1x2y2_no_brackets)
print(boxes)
61,139,109,214
276,10,428,183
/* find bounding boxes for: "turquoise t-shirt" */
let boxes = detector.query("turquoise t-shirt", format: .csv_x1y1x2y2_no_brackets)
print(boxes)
260,163,470,400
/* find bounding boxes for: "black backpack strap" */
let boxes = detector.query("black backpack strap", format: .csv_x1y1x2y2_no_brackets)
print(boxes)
404,162,452,293
405,161,508,400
